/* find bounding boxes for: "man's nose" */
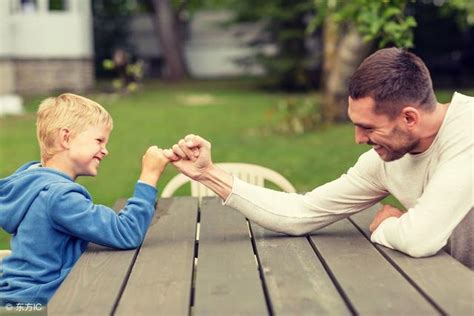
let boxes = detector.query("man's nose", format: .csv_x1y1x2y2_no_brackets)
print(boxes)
354,127,369,144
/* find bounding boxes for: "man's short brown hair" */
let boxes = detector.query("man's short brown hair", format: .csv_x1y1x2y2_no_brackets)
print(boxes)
348,47,437,118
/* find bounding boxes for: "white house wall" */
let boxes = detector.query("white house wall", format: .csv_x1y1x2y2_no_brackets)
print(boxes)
0,0,94,94
7,14,92,58
0,0,92,58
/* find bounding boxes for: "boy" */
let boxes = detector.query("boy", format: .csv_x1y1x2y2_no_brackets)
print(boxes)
0,93,168,305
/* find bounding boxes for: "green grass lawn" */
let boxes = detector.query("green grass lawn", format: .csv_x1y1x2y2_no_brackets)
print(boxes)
1,79,472,249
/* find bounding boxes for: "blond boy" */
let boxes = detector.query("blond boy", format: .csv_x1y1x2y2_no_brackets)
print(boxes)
0,93,168,305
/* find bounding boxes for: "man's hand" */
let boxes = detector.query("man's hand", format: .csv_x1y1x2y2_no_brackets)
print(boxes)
164,134,212,180
370,204,404,232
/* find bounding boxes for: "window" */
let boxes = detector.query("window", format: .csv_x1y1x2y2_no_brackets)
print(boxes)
49,0,68,11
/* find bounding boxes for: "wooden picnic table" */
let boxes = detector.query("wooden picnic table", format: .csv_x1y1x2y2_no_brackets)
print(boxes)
48,197,473,315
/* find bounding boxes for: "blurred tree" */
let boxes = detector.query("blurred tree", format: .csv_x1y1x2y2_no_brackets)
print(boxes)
139,0,211,80
243,0,314,90
309,0,416,122
148,0,189,80
93,0,193,81
310,0,474,123
219,0,316,91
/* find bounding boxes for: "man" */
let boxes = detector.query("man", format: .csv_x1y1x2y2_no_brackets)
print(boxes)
164,48,473,269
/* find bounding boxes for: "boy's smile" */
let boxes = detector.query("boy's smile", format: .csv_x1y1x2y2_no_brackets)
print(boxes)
67,124,111,179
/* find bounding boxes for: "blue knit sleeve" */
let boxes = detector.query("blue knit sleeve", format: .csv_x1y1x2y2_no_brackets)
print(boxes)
48,182,158,249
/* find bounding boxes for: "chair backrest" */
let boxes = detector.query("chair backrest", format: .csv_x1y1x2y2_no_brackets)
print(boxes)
161,163,296,199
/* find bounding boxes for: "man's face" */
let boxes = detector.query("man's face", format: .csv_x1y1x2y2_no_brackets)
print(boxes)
348,96,419,162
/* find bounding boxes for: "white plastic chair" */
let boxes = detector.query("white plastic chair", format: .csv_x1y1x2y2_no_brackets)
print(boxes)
161,163,296,200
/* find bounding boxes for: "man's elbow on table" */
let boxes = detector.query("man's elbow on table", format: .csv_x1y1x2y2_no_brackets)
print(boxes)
258,223,309,236
373,235,442,258
372,220,446,258
403,230,446,258
402,242,443,258
282,227,309,237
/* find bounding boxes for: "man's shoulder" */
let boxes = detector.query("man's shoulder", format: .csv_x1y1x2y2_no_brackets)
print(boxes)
439,92,473,143
449,92,474,120
451,92,474,105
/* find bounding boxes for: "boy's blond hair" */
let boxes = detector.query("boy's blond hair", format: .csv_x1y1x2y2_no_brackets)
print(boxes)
36,93,113,164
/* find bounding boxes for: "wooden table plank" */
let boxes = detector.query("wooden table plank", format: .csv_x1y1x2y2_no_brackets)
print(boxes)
193,197,268,316
48,197,473,315
48,200,137,315
251,223,351,315
309,217,438,315
350,205,474,315
115,197,198,315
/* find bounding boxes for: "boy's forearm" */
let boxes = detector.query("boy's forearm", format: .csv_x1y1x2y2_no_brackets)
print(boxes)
139,172,159,188
199,165,233,200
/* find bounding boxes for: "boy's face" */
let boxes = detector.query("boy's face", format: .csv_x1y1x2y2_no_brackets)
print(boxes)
67,124,111,179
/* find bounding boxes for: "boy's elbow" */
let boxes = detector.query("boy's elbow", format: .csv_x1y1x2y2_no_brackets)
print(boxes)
129,236,145,249
127,240,142,249
117,234,144,249
120,242,142,250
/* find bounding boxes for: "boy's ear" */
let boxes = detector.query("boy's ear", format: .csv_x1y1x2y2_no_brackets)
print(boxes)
58,128,72,149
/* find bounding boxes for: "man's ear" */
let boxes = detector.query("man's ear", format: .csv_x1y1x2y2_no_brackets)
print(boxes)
401,107,419,129
58,128,72,149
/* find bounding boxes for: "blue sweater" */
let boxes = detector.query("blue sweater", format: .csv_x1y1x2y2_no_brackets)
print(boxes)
0,162,157,304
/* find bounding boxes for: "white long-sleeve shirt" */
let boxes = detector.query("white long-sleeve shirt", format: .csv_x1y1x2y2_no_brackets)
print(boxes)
224,92,473,259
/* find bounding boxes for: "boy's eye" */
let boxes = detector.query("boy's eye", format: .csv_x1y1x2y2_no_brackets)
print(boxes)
96,138,102,143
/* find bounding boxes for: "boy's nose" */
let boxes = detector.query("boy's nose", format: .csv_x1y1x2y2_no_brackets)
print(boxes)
102,146,109,156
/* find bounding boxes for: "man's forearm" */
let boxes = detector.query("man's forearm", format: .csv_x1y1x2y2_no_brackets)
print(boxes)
198,164,233,200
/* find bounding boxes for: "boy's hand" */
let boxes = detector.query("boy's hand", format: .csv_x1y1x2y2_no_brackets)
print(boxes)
163,134,212,180
139,146,170,187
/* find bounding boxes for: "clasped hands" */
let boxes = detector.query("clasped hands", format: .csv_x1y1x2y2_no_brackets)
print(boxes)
163,134,213,181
